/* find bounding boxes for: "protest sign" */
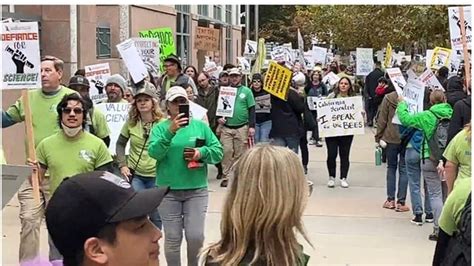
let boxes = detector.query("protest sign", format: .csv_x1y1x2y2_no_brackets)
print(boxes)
407,69,418,80
449,50,463,76
376,50,384,63
263,62,292,101
189,101,208,121
195,26,220,51
349,51,357,64
116,39,148,83
2,164,32,208
448,6,472,50
85,63,111,104
312,46,327,65
95,103,131,154
419,69,445,91
237,57,251,74
251,38,266,76
216,86,237,117
270,46,286,62
430,47,452,70
138,27,176,72
392,78,425,124
356,48,374,76
307,96,323,111
2,21,41,89
386,68,406,95
383,43,393,68
425,49,434,68
244,40,257,58
133,38,160,77
322,71,340,88
316,96,365,138
203,61,221,79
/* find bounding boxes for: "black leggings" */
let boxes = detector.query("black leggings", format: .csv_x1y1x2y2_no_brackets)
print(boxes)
325,135,354,179
300,135,309,166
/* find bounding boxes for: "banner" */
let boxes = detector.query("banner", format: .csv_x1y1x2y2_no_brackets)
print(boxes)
430,47,452,70
85,63,111,104
116,39,148,83
250,38,266,77
2,21,41,89
386,68,406,95
138,27,176,72
263,62,292,101
316,96,365,138
95,103,131,154
322,71,340,88
244,40,257,58
195,26,220,51
133,38,160,78
237,57,251,74
392,78,425,124
448,6,472,50
312,46,327,65
419,69,445,91
356,48,374,76
383,43,393,68
216,86,237,117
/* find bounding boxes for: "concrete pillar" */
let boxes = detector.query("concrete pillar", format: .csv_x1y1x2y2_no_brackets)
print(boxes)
70,5,78,76
119,5,130,79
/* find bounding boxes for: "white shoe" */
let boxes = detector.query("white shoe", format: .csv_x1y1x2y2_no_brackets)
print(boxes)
327,177,335,188
340,178,349,188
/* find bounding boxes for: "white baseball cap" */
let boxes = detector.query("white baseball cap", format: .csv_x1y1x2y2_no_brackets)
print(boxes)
165,86,188,102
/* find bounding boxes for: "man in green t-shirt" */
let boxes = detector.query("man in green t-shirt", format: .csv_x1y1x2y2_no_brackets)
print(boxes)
34,93,113,261
1,55,77,262
217,68,256,187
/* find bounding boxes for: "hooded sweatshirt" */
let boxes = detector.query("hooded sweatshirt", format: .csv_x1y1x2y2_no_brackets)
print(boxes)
397,101,453,159
447,96,471,144
375,91,400,144
446,76,467,107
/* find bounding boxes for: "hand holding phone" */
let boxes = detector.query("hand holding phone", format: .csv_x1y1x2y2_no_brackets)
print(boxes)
179,104,190,126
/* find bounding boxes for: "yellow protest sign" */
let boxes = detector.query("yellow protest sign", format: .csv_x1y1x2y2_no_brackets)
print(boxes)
263,62,292,101
430,47,452,70
383,42,392,68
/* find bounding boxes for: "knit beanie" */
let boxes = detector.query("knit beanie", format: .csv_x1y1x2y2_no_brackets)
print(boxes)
105,74,127,93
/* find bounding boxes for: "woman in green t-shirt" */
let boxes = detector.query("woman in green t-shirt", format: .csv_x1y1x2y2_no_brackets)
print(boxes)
115,87,164,228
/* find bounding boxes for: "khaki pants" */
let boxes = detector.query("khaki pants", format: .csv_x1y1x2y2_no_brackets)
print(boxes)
220,125,248,178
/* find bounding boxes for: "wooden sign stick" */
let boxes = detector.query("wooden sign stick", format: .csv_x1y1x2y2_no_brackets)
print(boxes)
458,6,471,90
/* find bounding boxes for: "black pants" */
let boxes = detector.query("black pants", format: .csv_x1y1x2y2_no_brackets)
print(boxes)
311,110,319,140
300,135,309,166
326,135,354,179
366,97,377,125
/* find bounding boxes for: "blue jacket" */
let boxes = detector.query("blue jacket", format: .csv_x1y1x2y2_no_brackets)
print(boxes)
399,125,423,153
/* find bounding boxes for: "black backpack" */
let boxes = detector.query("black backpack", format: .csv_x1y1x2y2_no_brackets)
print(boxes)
426,110,450,162
442,193,471,266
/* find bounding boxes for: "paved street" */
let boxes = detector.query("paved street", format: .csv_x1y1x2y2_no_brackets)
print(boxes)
2,127,436,265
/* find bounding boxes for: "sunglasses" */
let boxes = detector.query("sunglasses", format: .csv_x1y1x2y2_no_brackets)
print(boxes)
62,107,84,114
252,80,262,83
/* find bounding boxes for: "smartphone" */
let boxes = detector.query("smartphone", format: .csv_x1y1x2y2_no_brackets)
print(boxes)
178,104,190,126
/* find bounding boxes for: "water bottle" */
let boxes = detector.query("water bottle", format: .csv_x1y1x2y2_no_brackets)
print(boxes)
375,147,382,166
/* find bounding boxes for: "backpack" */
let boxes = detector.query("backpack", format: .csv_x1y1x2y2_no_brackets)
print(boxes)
442,193,471,266
427,110,450,162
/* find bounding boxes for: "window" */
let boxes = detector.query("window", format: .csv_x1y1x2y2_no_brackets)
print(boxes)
198,5,208,17
225,5,232,24
226,26,232,64
96,26,111,59
213,5,222,21
176,5,190,66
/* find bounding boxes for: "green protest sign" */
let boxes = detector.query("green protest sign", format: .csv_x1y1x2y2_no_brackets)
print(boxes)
138,28,176,72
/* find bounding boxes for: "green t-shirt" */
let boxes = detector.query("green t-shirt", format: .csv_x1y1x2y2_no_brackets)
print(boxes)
120,119,163,177
36,131,113,194
439,178,471,236
91,107,110,139
443,129,471,186
148,118,223,190
225,85,255,126
6,86,77,147
165,76,177,92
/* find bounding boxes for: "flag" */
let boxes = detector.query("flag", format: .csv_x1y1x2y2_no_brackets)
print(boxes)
251,38,266,77
383,43,393,68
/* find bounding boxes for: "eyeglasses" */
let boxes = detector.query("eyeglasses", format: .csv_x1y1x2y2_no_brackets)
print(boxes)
62,107,84,114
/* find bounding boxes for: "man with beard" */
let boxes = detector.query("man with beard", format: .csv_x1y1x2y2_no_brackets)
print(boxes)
69,75,111,146
102,74,128,103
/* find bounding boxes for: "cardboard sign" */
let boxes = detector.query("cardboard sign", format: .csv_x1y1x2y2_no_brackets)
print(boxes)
430,47,452,70
133,38,161,77
95,103,131,154
237,57,251,74
312,46,327,65
448,6,472,50
316,96,365,138
244,40,257,58
85,63,111,104
322,71,340,88
117,39,148,83
386,68,406,95
263,62,292,101
383,43,393,68
138,27,176,72
2,21,41,89
2,164,32,208
216,86,237,117
392,78,425,125
195,26,220,51
419,69,445,91
356,48,374,76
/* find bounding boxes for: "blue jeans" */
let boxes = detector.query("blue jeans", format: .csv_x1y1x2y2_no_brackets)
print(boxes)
131,175,162,229
271,137,300,154
255,120,272,143
405,148,432,216
385,143,408,203
422,160,443,229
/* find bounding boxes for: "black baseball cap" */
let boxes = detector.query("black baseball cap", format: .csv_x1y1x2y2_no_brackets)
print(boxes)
69,75,90,88
46,171,169,258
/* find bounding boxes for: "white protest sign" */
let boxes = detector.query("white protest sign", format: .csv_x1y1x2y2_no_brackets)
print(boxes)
133,38,161,78
448,6,472,50
376,50,384,63
271,46,286,62
419,69,445,91
116,39,148,83
203,61,221,79
392,78,425,125
407,69,418,80
307,96,323,111
2,21,41,89
189,101,208,121
237,57,251,74
216,86,237,117
449,50,464,77
312,46,327,65
244,40,257,58
356,48,374,76
322,72,340,88
425,49,434,69
349,51,357,64
85,63,111,104
316,96,365,138
95,103,131,154
386,68,406,95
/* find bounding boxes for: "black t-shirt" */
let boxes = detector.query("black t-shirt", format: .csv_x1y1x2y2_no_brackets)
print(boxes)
253,89,271,124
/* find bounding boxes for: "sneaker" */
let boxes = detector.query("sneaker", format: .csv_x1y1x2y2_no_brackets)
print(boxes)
428,228,439,241
315,141,323,147
303,165,308,175
220,179,228,188
216,173,223,180
327,177,335,188
309,138,316,145
411,214,423,226
425,213,434,223
395,203,410,212
340,178,349,188
383,200,396,209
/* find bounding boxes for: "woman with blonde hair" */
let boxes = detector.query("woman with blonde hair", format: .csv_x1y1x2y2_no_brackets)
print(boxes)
116,87,165,228
201,145,312,266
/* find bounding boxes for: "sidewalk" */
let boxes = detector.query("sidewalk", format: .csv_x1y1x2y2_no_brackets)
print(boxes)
2,127,436,265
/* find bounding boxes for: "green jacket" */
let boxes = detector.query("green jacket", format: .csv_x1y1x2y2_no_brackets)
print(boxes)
396,101,453,159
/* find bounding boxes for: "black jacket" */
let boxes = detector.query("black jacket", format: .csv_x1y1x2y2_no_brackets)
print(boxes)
446,76,467,108
364,68,384,98
195,84,219,132
447,96,471,144
269,88,305,138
